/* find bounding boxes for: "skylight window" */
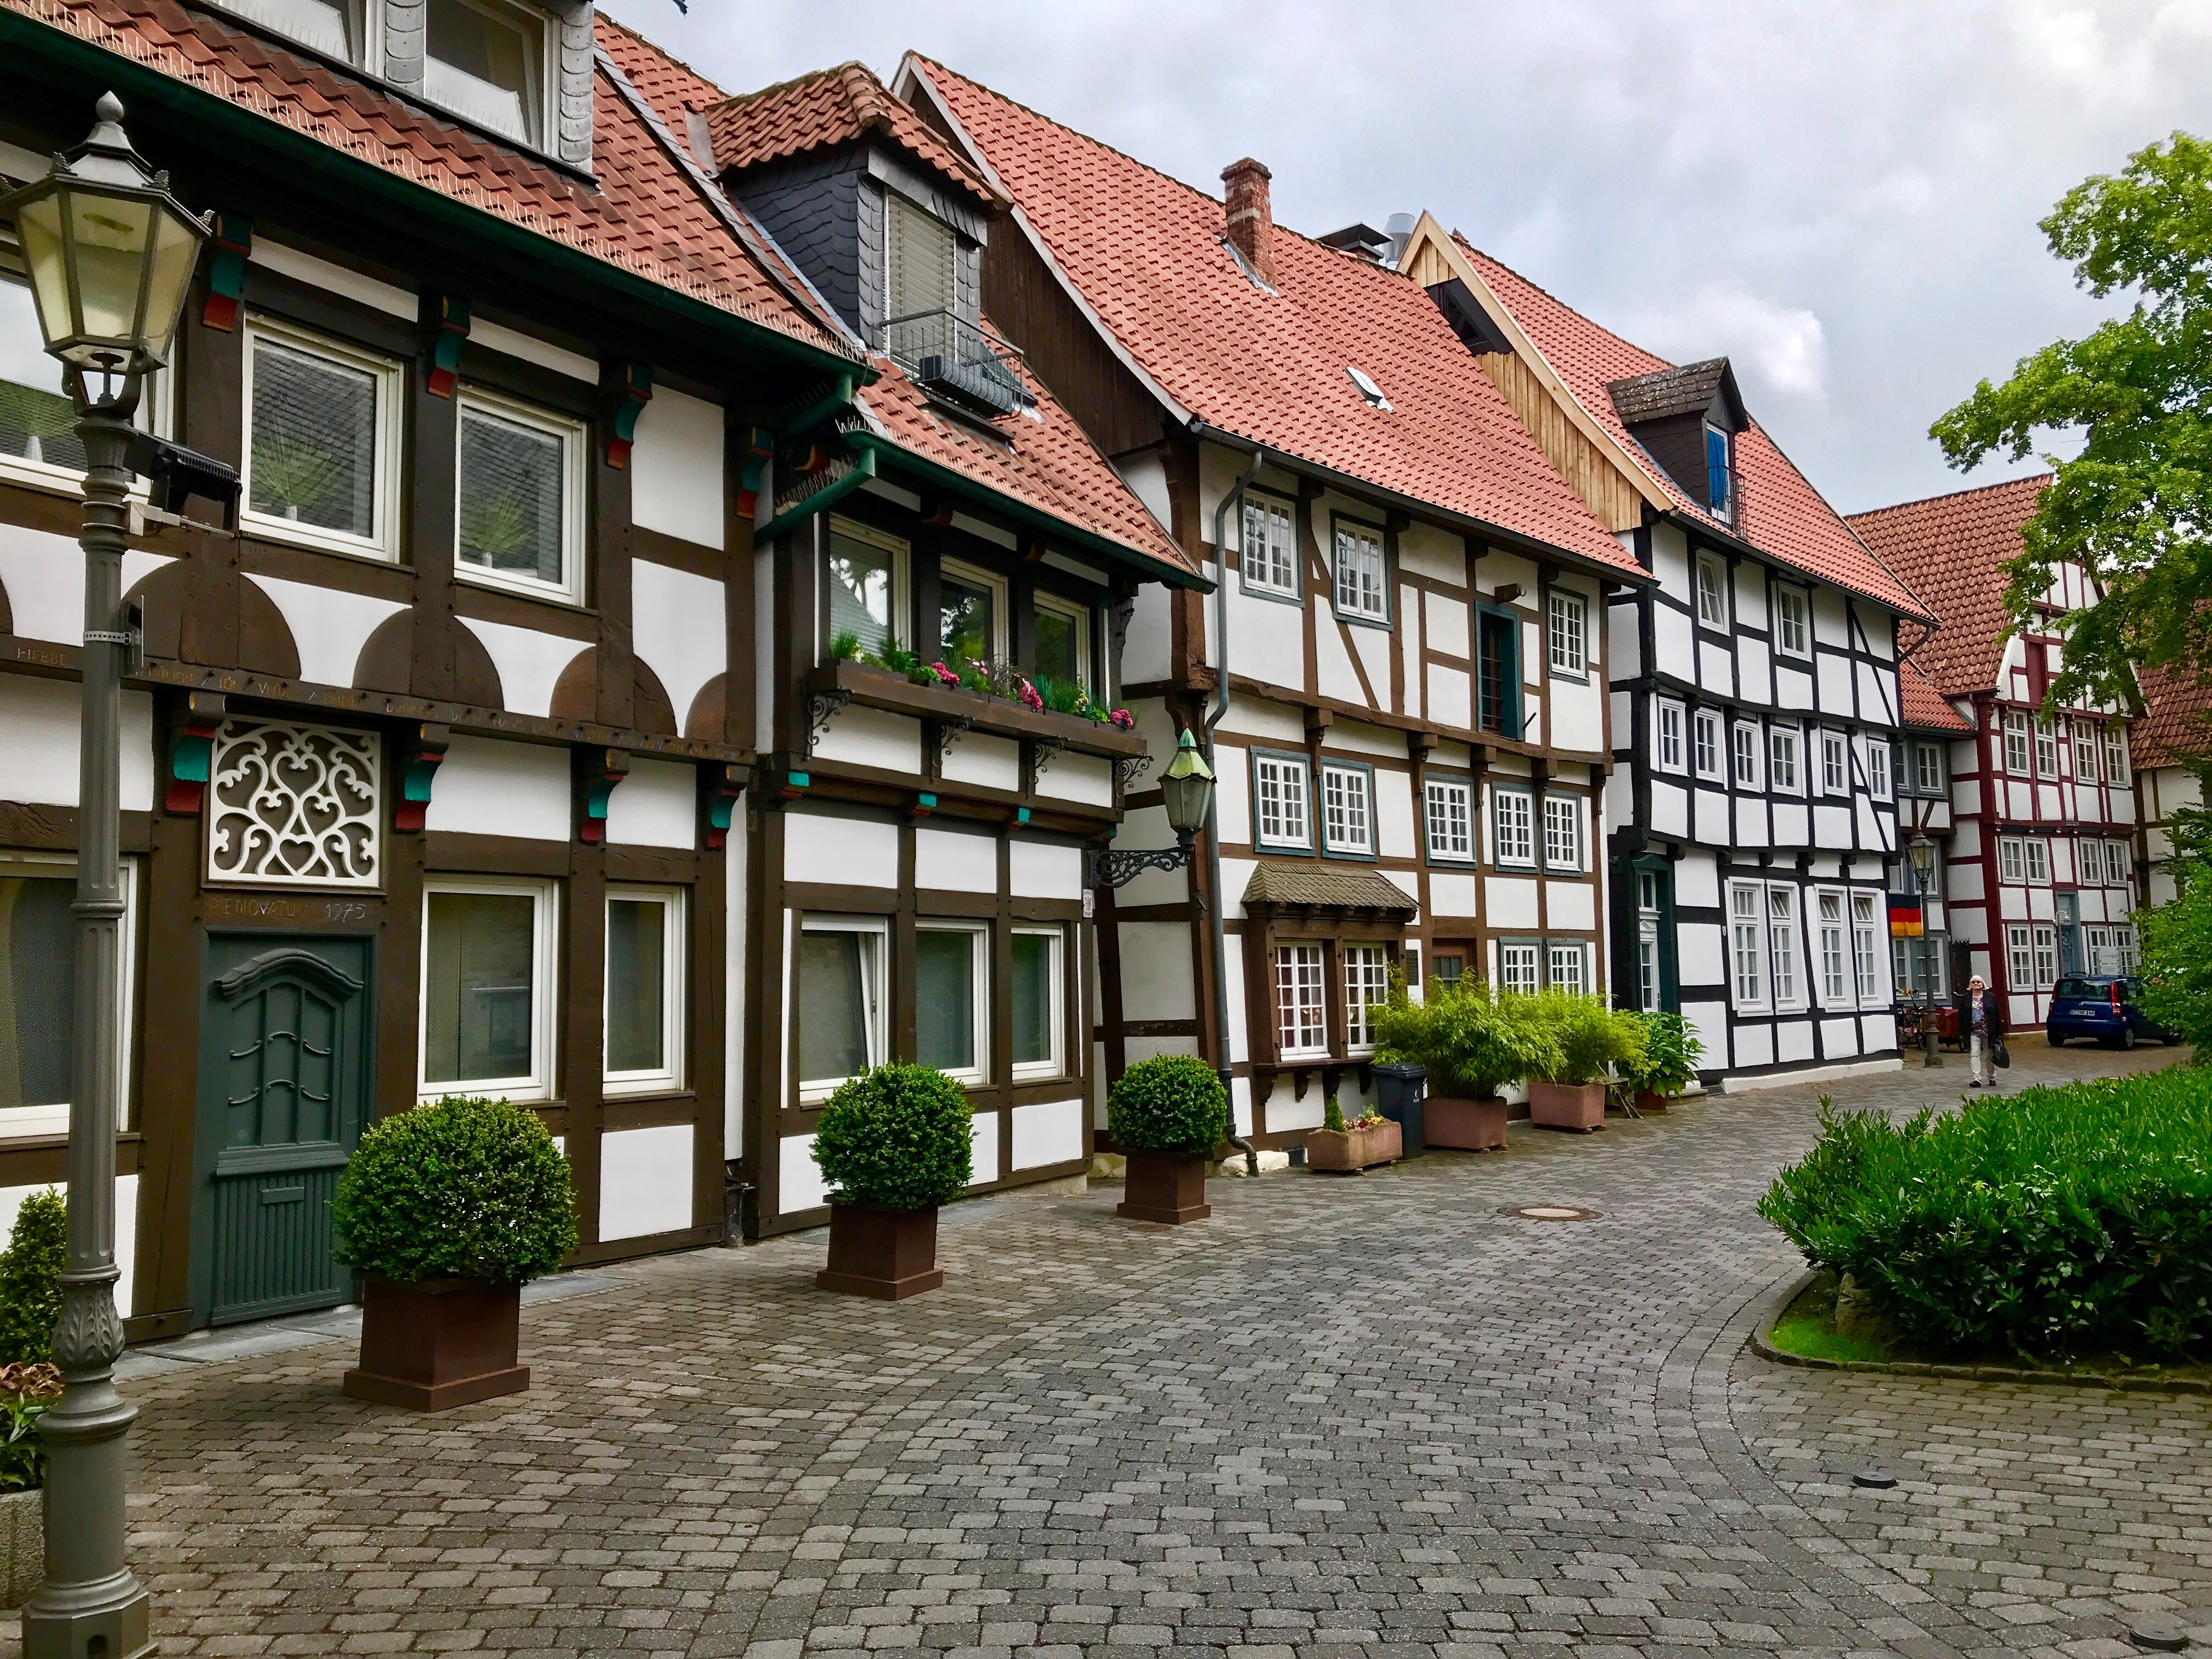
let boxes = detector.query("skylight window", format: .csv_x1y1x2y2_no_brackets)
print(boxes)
1346,366,1392,411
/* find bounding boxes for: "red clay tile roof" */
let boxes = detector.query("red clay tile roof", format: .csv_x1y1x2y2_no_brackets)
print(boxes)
1458,240,1933,620
906,59,1640,579
0,0,854,362
2126,663,2212,770
704,62,1002,208
595,12,726,122
1899,656,1971,732
1847,476,2050,698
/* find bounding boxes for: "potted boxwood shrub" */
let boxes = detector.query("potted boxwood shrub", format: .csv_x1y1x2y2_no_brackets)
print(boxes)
1526,992,1643,1132
1107,1054,1224,1223
335,1095,576,1411
1376,978,1561,1150
1305,1094,1403,1172
0,1187,63,1607
1620,1011,1703,1112
812,1063,973,1299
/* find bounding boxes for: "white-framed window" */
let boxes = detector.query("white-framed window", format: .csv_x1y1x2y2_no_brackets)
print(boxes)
1547,589,1588,677
1491,786,1534,867
1696,551,1729,628
239,316,403,561
2004,710,2032,775
454,387,587,604
1240,494,1298,598
1774,585,1811,658
1547,941,1588,994
0,853,139,1140
1733,721,1761,789
1867,740,1891,800
1636,870,1662,1014
1999,837,2024,883
939,556,1010,669
1821,732,1848,796
1730,883,1765,1008
1274,943,1328,1058
217,0,375,64
1499,941,1541,996
915,921,989,1087
825,516,909,657
1694,709,1723,780
1915,742,1945,795
1425,776,1473,862
2006,923,2033,991
2109,839,2133,887
2032,923,2058,990
1010,926,1066,1082
798,916,888,1100
885,191,956,328
1852,893,1880,1005
2074,720,2101,782
1768,885,1801,1009
1031,590,1093,693
1332,519,1387,622
2023,838,2050,884
1818,891,1847,1003
1252,753,1311,850
1323,764,1374,856
0,256,172,494
1656,699,1685,772
604,885,684,1097
1344,945,1390,1053
2035,716,2060,776
424,0,552,148
421,876,559,1102
1542,794,1582,872
1769,725,1800,793
2104,725,2129,786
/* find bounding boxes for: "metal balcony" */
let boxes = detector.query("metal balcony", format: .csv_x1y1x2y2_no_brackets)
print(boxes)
879,309,1032,419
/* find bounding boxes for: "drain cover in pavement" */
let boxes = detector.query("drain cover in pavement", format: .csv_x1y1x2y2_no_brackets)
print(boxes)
2129,1615,2190,1652
1499,1204,1600,1221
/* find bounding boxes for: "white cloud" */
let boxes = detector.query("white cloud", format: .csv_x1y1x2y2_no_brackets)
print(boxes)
1625,286,1830,403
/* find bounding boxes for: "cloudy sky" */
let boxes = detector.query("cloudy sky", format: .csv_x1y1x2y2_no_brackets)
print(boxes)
603,0,2212,514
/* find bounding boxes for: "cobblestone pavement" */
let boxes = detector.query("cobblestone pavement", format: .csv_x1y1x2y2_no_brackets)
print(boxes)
18,1041,2212,1659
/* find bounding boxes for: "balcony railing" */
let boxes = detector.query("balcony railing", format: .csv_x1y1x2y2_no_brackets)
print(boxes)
879,309,1032,419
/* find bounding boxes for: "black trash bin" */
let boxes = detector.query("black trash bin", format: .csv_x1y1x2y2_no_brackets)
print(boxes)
1372,1062,1427,1157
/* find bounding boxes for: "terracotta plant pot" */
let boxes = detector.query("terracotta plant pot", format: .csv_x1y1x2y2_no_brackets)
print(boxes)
1304,1119,1404,1172
816,1202,944,1300
0,1485,39,1609
343,1274,528,1412
1424,1094,1509,1150
1117,1150,1212,1224
1529,1080,1607,1132
1635,1090,1675,1115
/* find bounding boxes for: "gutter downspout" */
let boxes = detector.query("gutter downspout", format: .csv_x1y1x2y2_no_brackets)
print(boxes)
1207,447,1266,1175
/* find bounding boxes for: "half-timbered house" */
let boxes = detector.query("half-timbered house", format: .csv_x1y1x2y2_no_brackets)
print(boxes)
896,60,1650,1147
1889,656,1974,1002
1852,477,2143,1022
1396,219,1936,1085
2130,666,2211,909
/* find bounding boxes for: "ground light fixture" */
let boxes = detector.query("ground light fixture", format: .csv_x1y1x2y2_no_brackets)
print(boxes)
1087,727,1216,891
0,91,214,1659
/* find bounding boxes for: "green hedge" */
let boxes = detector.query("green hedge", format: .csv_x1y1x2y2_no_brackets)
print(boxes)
0,1189,64,1367
1107,1054,1226,1155
814,1064,973,1210
1758,1070,2212,1358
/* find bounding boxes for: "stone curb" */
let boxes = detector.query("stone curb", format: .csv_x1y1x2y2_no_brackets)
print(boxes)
1745,1266,2212,1394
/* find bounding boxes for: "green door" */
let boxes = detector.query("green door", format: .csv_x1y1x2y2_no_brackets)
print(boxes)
196,933,373,1325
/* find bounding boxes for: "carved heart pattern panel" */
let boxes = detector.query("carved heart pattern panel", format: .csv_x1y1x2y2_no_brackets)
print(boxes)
206,720,382,889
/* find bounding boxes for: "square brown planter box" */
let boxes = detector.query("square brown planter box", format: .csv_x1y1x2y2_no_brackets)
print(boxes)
343,1274,529,1412
1424,1095,1509,1150
1117,1150,1212,1223
1636,1090,1674,1114
816,1203,944,1299
1305,1119,1403,1172
1529,1080,1607,1132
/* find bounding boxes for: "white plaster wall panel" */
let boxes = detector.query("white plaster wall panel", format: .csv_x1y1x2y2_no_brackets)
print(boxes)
240,573,407,690
1816,653,1854,716
1222,930,1250,1062
1733,1023,1774,1068
2008,992,2036,1026
1122,579,1173,686
1214,747,1252,847
629,388,726,550
1738,637,1773,707
1651,780,1689,839
2037,782,2061,819
1956,906,1989,946
725,820,746,1154
1125,1032,1201,1069
1375,773,1417,860
1774,663,1814,713
599,1123,694,1242
1953,819,1983,860
969,1111,1001,1186
1812,590,1849,647
0,1176,136,1314
1228,1073,1254,1136
812,704,923,774
1324,719,1403,760
1118,921,1196,1023
1858,604,1896,658
941,732,1020,793
1863,1011,1898,1050
1843,802,1874,850
1694,789,1729,845
1220,697,1305,747
1735,799,1770,848
915,826,997,894
1398,522,1462,582
1009,839,1082,900
2079,889,2108,923
630,560,727,728
1127,697,1180,774
1683,1000,1726,1068
1776,1020,1816,1063
1114,805,1193,909
1999,887,2028,921
2007,781,2030,820
455,616,589,718
1652,524,1690,595
1233,589,1305,688
1314,617,1362,706
425,734,571,839
1607,764,1635,836
1613,601,1647,679
1485,877,1539,929
779,1133,828,1214
1430,873,1477,917
2029,886,2055,922
1699,639,1733,697
1734,563,1769,629
1551,680,1602,753
1773,802,1809,845
1037,752,1113,809
1266,1079,1325,1133
1545,881,1595,931
1217,855,1256,923
1113,453,1172,531
1427,664,1470,729
0,676,154,811
2053,842,2076,885
605,756,696,849
1011,1099,1084,1168
251,236,415,315
1425,587,1469,658
1677,850,1721,909
785,810,899,888
1350,624,1392,710
471,318,597,382
1678,921,1725,988
1518,687,1542,746
0,523,173,644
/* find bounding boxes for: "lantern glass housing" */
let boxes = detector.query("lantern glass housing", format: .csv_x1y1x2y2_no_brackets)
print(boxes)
1908,836,1935,886
1158,729,1216,836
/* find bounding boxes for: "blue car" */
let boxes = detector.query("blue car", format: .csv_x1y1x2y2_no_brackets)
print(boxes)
2046,975,2175,1049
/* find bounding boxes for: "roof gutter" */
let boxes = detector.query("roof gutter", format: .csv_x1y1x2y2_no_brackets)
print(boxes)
0,9,870,381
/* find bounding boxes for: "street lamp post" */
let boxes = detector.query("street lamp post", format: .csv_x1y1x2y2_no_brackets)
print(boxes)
1,93,210,1659
1086,728,1216,892
1908,835,1942,1069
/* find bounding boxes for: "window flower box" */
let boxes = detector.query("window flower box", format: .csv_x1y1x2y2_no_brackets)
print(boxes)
806,661,1147,760
1305,1116,1402,1172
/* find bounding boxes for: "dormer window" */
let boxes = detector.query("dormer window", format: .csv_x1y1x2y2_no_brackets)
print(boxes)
1706,424,1734,521
887,194,956,328
222,0,368,61
425,0,547,148
1606,357,1747,523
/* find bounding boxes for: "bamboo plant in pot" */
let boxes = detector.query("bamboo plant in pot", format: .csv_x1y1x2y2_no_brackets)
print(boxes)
1108,1054,1225,1223
0,1188,64,1608
1374,976,1562,1151
335,1095,577,1412
1620,1011,1703,1112
812,1063,973,1299
1525,991,1644,1132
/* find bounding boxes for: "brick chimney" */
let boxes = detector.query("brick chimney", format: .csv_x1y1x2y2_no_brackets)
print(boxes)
1221,157,1274,287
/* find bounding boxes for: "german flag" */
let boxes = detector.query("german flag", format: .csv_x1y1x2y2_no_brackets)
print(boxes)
1888,894,1925,938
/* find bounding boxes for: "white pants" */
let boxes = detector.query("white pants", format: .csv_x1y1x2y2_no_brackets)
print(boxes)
1969,1032,1993,1086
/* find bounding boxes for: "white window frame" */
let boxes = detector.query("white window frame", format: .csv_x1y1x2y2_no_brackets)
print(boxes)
0,851,139,1141
1656,699,1685,773
1768,884,1802,1011
1031,589,1093,692
1499,941,1541,997
1547,941,1588,994
1322,763,1375,857
938,555,1012,668
238,314,404,562
1816,890,1847,1004
2023,838,2050,884
1331,518,1388,623
1733,721,1762,789
1239,493,1299,599
603,885,685,1097
419,874,560,1104
825,515,911,655
210,0,380,66
1866,740,1891,801
1274,942,1329,1059
1820,732,1848,797
1915,741,1944,795
1696,551,1730,629
1252,753,1312,851
2073,720,2101,783
2032,923,2058,990
1542,793,1582,873
2034,716,2060,777
1999,837,2024,883
1343,944,1390,1054
423,0,555,149
2004,710,2032,776
1773,585,1812,659
1425,776,1474,863
1694,709,1723,780
1769,725,1801,794
1730,883,1767,1009
914,919,990,1087
1852,893,1882,1008
2007,923,2034,991
1009,924,1068,1083
453,385,589,606
797,915,888,1103
0,256,173,499
2104,725,2129,786
1491,786,1535,868
1547,589,1588,678
2109,839,2132,887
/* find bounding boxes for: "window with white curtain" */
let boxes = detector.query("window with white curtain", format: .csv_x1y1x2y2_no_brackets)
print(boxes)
1240,494,1298,597
1274,944,1327,1057
1252,754,1311,850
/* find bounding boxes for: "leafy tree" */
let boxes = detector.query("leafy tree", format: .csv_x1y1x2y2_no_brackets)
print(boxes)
1931,132,2212,709
0,1190,66,1366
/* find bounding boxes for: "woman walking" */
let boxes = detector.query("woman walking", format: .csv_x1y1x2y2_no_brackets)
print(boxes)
1957,973,2006,1090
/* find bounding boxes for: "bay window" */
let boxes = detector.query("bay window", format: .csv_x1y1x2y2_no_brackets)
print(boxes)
1273,943,1327,1058
421,877,557,1101
425,0,548,148
1343,945,1389,1052
221,0,369,61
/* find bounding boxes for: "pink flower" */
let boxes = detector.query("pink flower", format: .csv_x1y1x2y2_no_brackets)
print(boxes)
1109,708,1135,730
1019,679,1044,712
929,661,959,686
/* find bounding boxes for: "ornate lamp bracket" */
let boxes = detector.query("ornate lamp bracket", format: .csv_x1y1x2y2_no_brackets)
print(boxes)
1086,828,1203,911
